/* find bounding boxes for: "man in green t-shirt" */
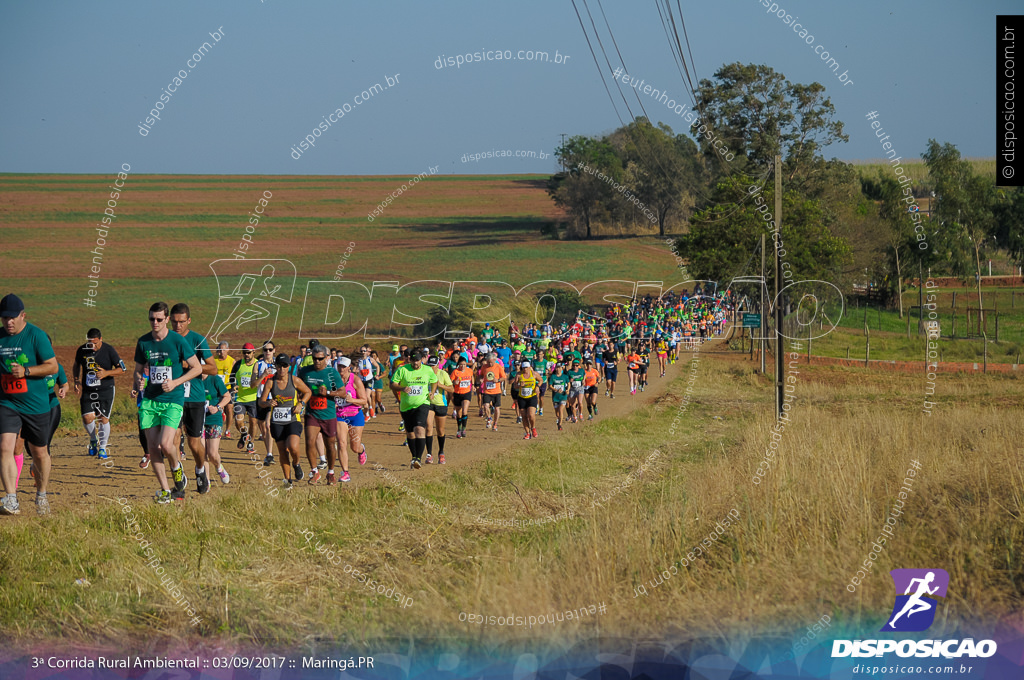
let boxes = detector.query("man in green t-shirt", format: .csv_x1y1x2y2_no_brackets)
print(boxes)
133,301,203,504
390,351,437,469
170,303,217,494
296,344,345,485
0,294,59,515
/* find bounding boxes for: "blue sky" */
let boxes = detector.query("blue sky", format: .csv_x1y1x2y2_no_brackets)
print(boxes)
0,0,1012,174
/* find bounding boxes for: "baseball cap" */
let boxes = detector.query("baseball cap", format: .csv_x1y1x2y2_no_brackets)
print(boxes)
427,356,438,367
521,361,531,368
242,342,256,350
0,294,25,317
337,356,352,367
274,353,290,367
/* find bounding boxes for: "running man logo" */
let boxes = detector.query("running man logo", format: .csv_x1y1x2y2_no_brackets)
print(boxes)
205,259,297,349
880,569,949,632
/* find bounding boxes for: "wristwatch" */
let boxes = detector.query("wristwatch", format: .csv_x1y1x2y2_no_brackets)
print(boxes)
24,367,31,377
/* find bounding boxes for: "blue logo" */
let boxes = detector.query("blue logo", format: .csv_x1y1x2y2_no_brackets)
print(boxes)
881,569,949,632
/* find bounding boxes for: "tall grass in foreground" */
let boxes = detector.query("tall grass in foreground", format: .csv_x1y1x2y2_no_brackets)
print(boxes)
0,357,1020,653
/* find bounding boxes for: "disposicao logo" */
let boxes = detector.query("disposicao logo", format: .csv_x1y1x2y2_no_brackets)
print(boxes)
832,568,997,659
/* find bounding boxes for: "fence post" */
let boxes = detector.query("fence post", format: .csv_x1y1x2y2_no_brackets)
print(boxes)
864,321,870,367
951,313,956,339
995,313,999,343
983,332,988,373
906,310,911,340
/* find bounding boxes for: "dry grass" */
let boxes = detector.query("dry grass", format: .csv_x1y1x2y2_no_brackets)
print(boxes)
0,355,1021,653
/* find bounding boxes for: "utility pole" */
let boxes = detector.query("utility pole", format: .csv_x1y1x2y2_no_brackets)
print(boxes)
774,155,784,420
760,232,766,374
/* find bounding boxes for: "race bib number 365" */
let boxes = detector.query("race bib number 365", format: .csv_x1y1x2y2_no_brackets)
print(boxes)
151,366,172,384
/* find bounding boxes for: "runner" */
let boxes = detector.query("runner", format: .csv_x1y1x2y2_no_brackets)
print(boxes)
72,327,124,460
133,301,203,503
258,353,311,488
656,336,669,377
625,348,642,395
480,353,506,431
583,360,600,420
637,342,650,392
369,349,385,416
201,370,232,488
450,355,473,439
513,361,539,439
169,303,217,494
211,341,235,437
425,355,453,463
44,351,68,455
297,344,344,484
334,356,369,481
546,362,570,431
254,341,277,464
0,294,59,516
228,343,261,455
390,350,437,469
566,359,586,423
133,368,150,470
356,345,375,420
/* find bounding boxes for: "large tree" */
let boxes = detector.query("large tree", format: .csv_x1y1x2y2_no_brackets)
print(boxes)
548,136,623,238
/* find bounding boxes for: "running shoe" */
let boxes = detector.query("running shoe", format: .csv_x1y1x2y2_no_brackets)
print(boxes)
492,424,498,432
88,441,98,457
537,408,543,416
557,422,563,431
237,428,248,450
170,488,186,501
340,471,351,482
317,457,328,470
223,429,232,439
154,489,171,504
282,478,294,490
326,471,336,486
172,466,187,492
398,422,405,432
139,453,150,469
263,453,274,466
293,463,302,481
0,495,19,515
217,465,230,484
486,418,493,429
411,458,422,469
425,453,432,464
246,440,255,453
610,394,615,399
98,448,109,460
308,470,321,484
532,427,538,438
455,431,462,439
196,470,210,494
358,448,367,466
605,389,609,396
438,453,446,464
35,494,50,516
588,414,594,421
379,403,386,413
523,432,532,440
594,406,599,415
515,416,522,424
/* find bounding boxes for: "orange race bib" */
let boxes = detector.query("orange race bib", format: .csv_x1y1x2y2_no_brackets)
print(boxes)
1,374,27,394
310,395,328,411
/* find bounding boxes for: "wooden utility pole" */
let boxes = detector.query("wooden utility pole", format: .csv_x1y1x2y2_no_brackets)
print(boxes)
760,232,766,374
774,155,784,420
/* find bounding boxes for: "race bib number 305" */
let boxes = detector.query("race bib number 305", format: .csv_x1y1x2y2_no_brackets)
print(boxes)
151,366,172,385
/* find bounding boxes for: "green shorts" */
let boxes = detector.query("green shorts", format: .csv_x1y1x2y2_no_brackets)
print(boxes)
138,399,184,430
372,378,383,390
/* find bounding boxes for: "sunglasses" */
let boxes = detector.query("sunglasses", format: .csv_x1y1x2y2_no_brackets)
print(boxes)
243,350,254,354
148,316,165,322
313,356,326,361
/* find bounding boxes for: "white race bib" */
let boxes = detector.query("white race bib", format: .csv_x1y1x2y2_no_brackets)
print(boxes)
408,385,423,396
272,406,292,423
151,365,172,385
572,380,582,389
240,375,251,387
183,381,191,398
334,395,348,407
459,379,471,389
485,381,495,390
520,387,533,397
85,372,100,388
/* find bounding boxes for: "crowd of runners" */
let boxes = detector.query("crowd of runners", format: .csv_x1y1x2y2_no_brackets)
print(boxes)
0,288,733,514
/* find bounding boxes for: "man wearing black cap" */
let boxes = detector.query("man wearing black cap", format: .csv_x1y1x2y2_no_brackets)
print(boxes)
73,328,125,460
0,294,59,515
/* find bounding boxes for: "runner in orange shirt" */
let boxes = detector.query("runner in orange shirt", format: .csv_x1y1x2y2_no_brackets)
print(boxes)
626,350,642,395
583,361,601,420
449,356,474,438
480,353,506,431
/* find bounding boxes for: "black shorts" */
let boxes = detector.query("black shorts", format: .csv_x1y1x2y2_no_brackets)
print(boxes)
586,386,598,396
517,396,538,410
80,386,115,419
0,404,51,448
638,365,648,375
257,405,271,421
430,403,448,418
49,403,61,446
181,402,206,438
605,366,618,381
270,420,303,441
482,393,501,408
401,404,430,431
452,392,472,407
234,401,259,419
